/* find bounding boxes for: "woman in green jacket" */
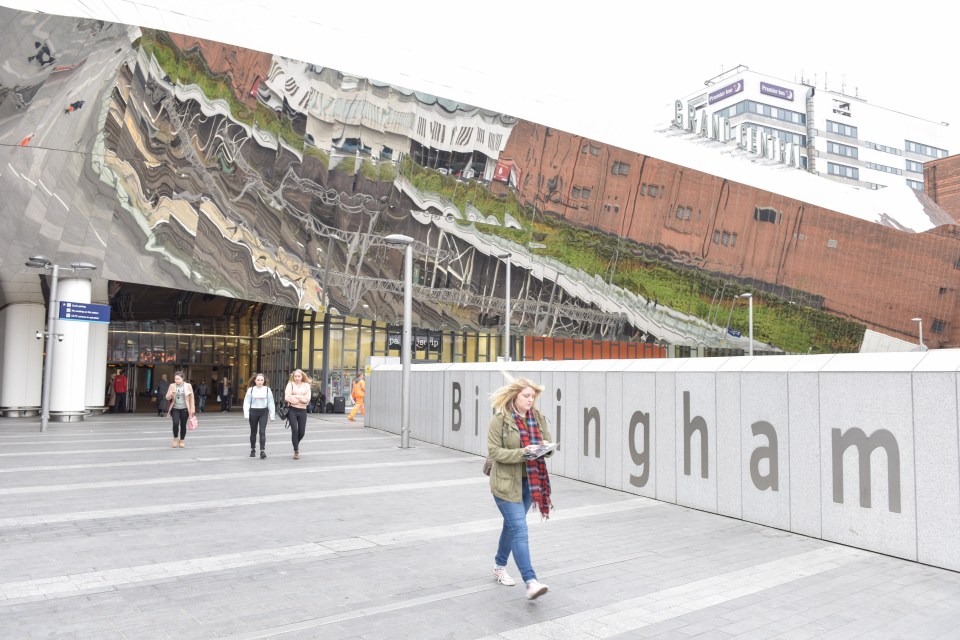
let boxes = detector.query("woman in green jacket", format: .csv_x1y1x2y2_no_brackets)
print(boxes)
487,377,554,600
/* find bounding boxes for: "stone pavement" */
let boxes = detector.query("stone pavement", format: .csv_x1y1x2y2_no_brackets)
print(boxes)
1,411,959,640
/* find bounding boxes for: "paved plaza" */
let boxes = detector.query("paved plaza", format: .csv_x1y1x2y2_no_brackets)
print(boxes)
1,411,959,639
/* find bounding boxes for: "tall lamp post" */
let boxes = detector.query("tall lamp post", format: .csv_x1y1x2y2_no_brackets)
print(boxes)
495,251,511,360
384,234,414,448
739,292,753,356
25,256,97,432
911,317,925,351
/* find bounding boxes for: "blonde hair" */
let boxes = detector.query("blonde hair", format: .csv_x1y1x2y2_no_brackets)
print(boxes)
288,369,313,384
490,377,544,415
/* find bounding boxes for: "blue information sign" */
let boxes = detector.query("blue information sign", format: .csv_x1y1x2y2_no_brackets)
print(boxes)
59,301,111,323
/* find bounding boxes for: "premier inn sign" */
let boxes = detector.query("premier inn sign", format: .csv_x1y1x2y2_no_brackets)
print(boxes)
673,99,803,169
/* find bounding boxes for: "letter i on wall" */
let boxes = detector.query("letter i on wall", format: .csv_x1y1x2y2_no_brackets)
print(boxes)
555,387,562,450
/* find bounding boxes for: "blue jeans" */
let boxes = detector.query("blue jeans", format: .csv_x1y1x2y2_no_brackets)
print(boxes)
494,479,536,582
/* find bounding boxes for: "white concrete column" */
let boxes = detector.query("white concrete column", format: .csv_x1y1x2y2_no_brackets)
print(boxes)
0,303,46,416
85,280,109,412
50,278,92,420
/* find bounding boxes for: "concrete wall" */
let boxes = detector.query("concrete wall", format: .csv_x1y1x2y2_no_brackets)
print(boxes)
367,351,960,571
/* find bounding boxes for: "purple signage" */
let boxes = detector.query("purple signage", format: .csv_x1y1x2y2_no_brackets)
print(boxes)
760,82,794,101
708,80,744,105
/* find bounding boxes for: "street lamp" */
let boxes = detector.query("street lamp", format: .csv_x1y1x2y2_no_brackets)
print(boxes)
495,251,511,360
25,255,97,432
911,317,925,351
384,234,414,448
739,293,753,356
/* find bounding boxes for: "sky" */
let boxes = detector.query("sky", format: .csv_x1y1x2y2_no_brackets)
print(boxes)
7,0,959,152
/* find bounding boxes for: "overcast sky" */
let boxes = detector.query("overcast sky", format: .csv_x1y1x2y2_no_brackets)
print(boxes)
9,0,960,150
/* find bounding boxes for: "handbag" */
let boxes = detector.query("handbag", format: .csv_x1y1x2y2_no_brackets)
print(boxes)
482,456,493,476
187,415,198,431
276,400,290,420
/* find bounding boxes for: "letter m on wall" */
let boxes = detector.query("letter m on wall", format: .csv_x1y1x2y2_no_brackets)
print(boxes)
831,428,901,513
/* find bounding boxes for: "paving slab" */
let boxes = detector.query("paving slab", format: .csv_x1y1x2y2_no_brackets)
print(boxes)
1,411,959,639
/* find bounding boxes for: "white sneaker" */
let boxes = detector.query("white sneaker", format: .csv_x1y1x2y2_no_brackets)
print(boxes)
494,566,516,586
526,579,548,600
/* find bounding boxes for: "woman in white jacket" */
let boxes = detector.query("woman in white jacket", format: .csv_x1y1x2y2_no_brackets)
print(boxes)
243,373,276,459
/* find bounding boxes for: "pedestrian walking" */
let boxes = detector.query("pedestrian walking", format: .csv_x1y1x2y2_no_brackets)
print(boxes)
218,377,232,412
486,377,554,600
113,370,128,413
155,374,170,417
284,369,312,459
165,371,195,448
348,372,365,421
243,373,276,459
196,380,209,413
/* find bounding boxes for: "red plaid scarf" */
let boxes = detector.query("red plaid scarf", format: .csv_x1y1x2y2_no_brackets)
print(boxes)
514,409,552,519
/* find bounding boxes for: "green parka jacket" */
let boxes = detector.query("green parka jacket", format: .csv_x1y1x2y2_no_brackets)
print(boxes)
487,408,553,503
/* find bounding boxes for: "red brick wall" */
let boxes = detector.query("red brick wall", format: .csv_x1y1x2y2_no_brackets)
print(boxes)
504,121,960,348
926,155,960,224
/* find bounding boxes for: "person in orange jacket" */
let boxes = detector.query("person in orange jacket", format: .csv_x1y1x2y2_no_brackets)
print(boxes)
348,372,365,421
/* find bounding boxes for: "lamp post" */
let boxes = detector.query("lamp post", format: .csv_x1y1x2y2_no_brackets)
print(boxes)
384,234,414,448
495,251,511,360
739,292,753,356
911,317,924,351
25,256,97,432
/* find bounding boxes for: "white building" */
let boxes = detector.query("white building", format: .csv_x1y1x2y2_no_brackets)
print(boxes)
671,66,952,191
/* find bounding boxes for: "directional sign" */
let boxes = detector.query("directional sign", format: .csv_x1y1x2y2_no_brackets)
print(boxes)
727,328,742,338
527,242,547,250
59,301,111,323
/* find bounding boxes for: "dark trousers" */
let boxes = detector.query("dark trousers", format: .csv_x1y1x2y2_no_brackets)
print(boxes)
220,395,230,412
288,408,307,452
171,408,189,439
115,393,127,413
249,408,268,450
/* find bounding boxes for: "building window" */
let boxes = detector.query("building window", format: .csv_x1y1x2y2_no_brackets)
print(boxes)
640,183,647,196
754,206,780,223
905,159,924,173
581,188,591,199
864,141,902,156
932,319,946,334
866,162,902,175
742,123,806,147
827,141,858,159
612,161,630,175
827,120,858,138
907,179,924,190
648,185,658,197
582,143,600,156
939,287,947,295
614,205,620,213
827,162,859,180
721,231,730,246
713,230,721,244
731,233,738,247
905,140,948,159
572,187,581,198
